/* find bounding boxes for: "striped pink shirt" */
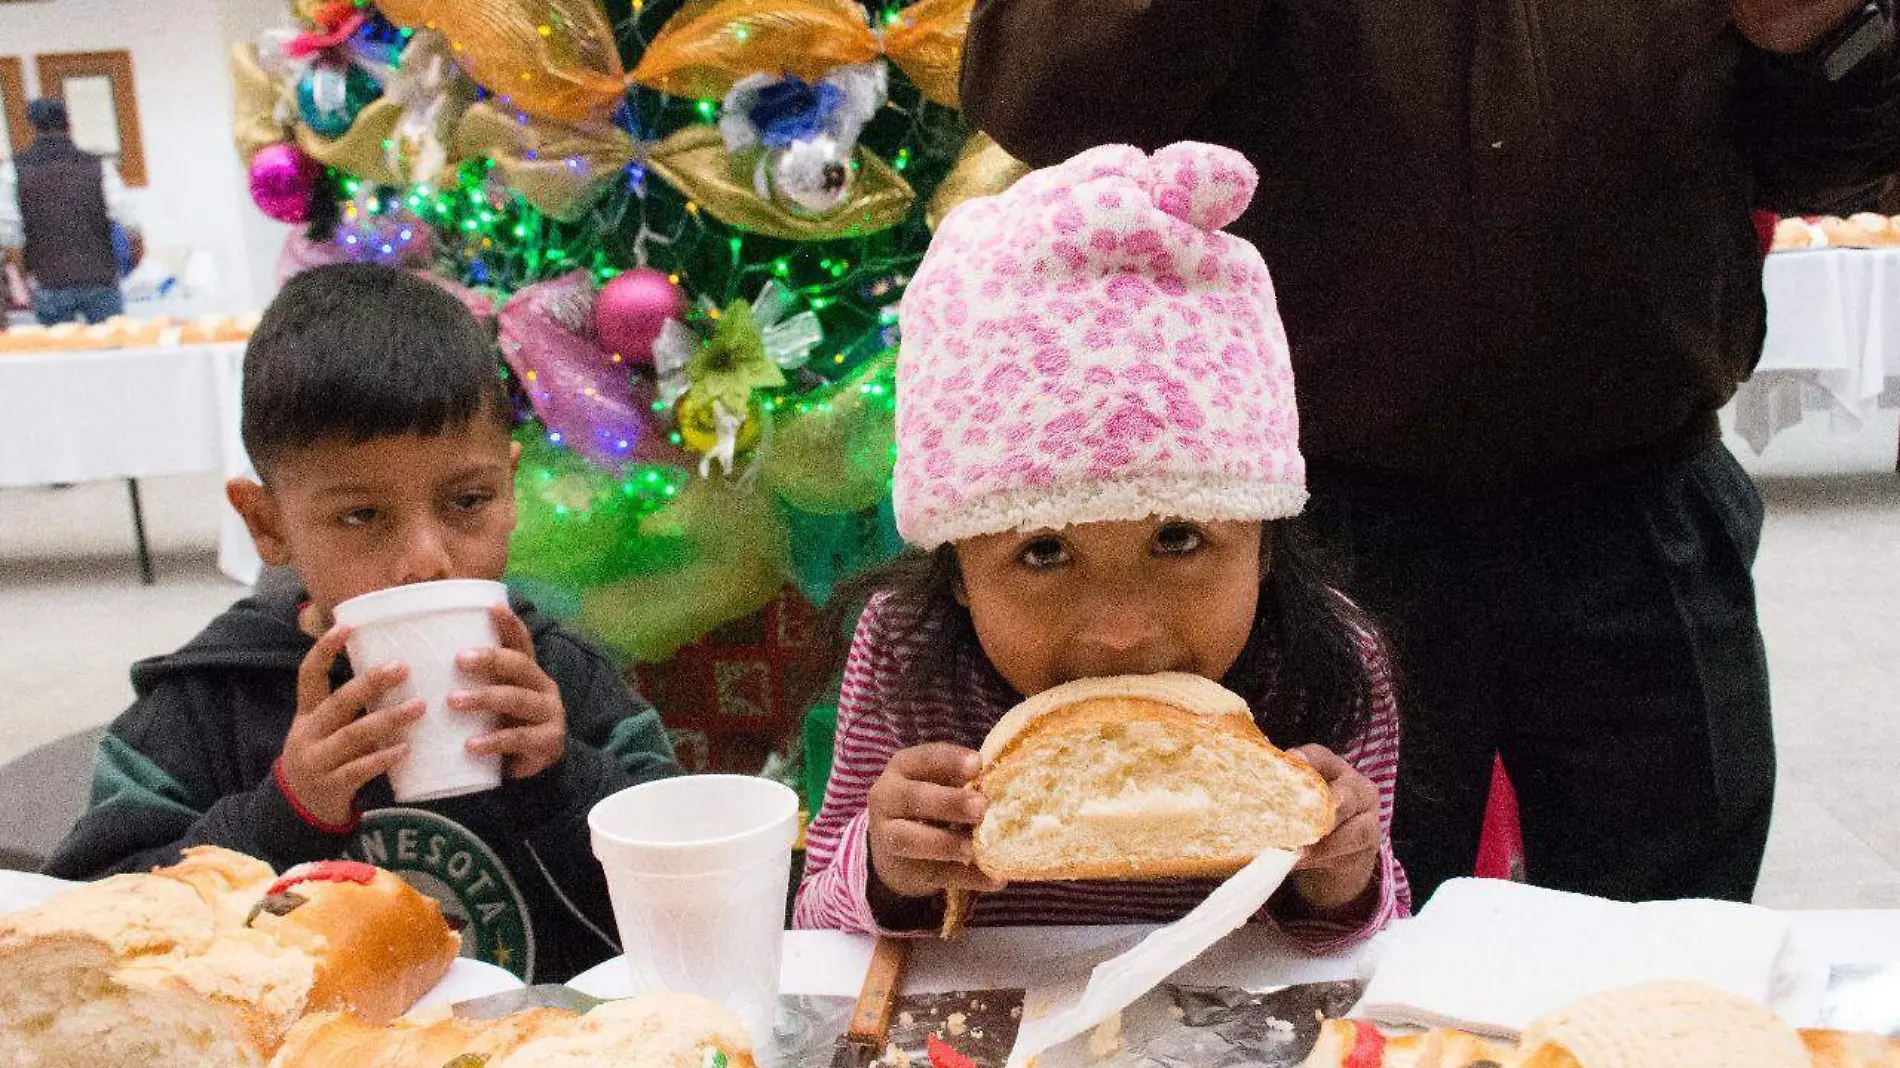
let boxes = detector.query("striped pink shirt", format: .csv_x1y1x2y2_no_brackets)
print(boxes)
794,595,1411,951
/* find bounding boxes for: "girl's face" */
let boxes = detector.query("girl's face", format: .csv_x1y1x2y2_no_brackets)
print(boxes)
954,518,1266,697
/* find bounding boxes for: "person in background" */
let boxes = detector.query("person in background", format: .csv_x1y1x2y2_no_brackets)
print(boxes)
960,0,1900,906
0,98,142,325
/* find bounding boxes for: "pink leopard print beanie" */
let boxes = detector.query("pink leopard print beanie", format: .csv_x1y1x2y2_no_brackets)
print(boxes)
893,141,1306,549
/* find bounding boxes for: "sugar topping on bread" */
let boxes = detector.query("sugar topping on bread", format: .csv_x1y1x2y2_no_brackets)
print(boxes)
1518,981,1811,1068
269,993,759,1068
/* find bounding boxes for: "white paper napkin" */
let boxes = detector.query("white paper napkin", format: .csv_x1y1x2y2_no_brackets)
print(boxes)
0,870,75,916
1006,848,1299,1068
1357,878,1794,1038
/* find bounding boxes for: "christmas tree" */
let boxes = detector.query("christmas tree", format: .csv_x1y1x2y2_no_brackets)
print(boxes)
231,0,1027,671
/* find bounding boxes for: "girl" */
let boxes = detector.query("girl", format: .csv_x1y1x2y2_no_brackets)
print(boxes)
795,142,1409,951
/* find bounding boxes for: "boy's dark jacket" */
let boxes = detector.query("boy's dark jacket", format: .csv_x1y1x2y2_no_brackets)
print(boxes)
44,580,681,984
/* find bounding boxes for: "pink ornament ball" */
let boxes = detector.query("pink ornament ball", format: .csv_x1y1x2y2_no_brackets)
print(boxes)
593,268,686,367
250,144,319,225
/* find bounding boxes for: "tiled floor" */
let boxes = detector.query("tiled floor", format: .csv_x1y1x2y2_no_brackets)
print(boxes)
2,411,1897,905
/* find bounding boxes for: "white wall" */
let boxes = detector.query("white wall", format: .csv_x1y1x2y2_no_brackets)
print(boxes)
0,0,291,311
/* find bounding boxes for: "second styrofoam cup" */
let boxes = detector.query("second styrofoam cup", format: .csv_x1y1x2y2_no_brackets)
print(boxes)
589,775,799,1056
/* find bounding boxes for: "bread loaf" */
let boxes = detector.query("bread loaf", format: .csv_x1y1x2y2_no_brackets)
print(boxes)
270,993,761,1068
1515,981,1809,1068
0,848,458,1068
971,673,1332,883
1297,982,1900,1067
1303,1018,1519,1068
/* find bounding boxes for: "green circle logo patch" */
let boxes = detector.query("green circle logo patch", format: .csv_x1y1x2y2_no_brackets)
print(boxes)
341,807,537,981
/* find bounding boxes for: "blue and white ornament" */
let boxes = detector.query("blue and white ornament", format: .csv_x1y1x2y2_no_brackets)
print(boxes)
719,63,887,219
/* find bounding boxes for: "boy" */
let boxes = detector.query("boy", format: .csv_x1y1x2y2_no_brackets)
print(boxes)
45,263,681,983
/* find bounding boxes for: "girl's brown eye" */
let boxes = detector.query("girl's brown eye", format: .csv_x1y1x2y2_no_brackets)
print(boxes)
1018,537,1070,569
1155,523,1205,556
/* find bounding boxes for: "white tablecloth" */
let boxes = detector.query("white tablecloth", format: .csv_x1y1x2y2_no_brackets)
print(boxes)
572,913,1900,1027
0,343,260,584
1735,248,1900,453
6,858,1893,1056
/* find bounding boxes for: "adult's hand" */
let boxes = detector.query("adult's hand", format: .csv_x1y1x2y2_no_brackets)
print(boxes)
1734,0,1873,53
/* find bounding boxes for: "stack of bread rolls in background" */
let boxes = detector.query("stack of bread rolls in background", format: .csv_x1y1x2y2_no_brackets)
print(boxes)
1773,214,1900,250
0,312,261,354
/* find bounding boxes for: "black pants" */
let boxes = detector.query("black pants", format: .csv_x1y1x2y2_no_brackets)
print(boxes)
1309,442,1774,905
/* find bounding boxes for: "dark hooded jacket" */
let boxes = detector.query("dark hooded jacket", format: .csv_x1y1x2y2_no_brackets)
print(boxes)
44,580,680,983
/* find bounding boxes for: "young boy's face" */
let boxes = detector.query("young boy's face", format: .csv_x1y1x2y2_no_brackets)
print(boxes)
229,415,521,622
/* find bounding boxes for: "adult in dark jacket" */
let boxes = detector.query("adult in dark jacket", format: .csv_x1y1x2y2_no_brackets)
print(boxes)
961,0,1900,904
0,98,141,325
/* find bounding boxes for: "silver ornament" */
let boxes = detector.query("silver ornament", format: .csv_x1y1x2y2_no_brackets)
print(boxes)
755,136,855,219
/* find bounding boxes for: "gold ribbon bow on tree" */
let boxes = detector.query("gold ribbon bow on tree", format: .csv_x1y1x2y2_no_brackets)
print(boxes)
453,103,637,221
631,0,977,236
630,0,975,109
372,0,630,124
233,26,476,188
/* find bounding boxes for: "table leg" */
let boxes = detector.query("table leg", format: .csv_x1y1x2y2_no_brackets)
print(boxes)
127,479,154,585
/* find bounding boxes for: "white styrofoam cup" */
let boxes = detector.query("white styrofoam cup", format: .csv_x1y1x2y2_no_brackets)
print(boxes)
333,578,509,803
589,775,800,1055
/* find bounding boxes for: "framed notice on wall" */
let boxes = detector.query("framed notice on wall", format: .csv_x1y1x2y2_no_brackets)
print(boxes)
34,50,145,186
0,58,27,162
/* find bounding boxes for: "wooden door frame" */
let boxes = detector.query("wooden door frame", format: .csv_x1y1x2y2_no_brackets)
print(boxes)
0,58,28,158
34,50,145,186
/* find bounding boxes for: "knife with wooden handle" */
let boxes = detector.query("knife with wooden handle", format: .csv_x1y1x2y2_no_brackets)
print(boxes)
830,936,912,1068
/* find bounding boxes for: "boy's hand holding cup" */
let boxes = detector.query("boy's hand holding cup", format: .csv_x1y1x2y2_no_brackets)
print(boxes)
279,624,425,827
453,605,568,781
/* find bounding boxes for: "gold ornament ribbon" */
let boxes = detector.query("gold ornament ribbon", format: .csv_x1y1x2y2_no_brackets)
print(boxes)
631,0,975,108
631,0,877,101
230,43,293,162
374,0,629,123
927,132,1031,230
881,0,976,108
454,102,636,221
379,31,478,188
297,98,408,186
647,125,914,240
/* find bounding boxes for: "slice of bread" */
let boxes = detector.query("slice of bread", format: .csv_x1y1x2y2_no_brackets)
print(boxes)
971,673,1333,882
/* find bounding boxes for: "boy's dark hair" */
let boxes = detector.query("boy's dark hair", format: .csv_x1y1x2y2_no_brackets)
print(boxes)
814,518,1382,754
241,263,510,475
